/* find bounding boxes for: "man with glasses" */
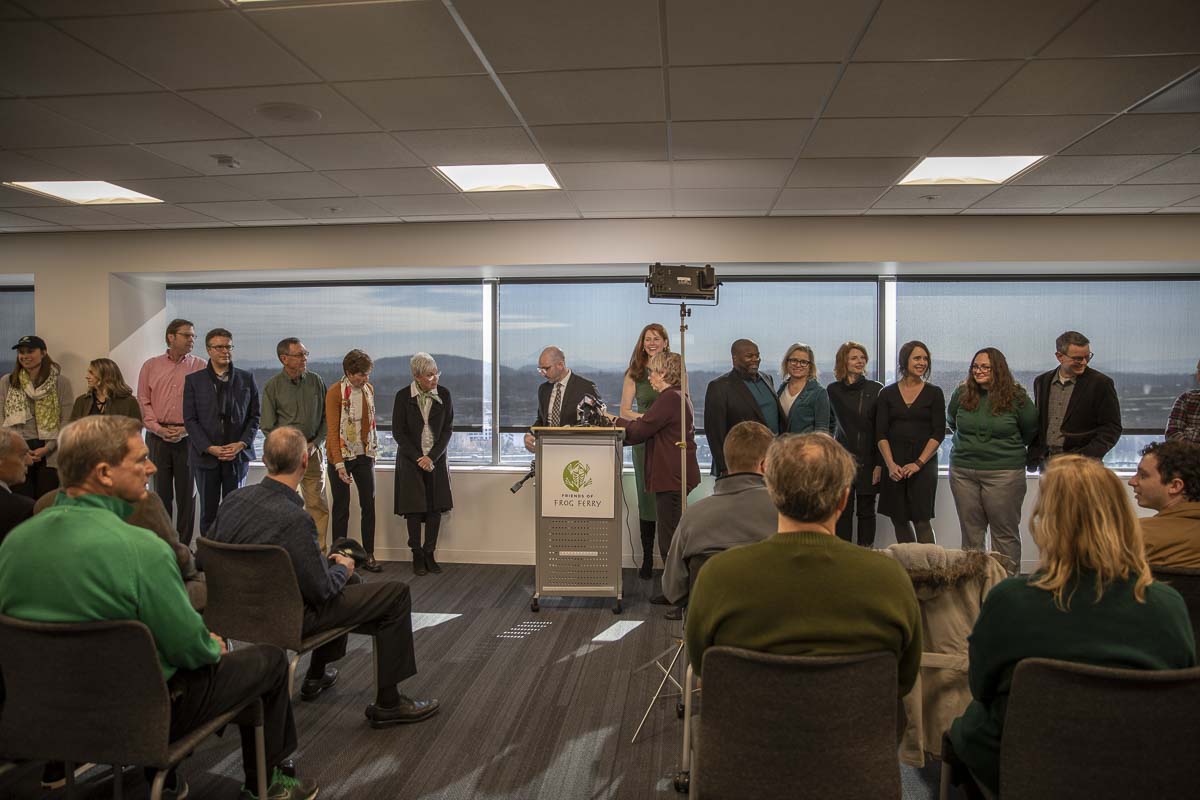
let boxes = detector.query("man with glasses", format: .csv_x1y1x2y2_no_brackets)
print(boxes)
523,346,601,452
262,338,330,551
183,328,260,536
1028,330,1122,470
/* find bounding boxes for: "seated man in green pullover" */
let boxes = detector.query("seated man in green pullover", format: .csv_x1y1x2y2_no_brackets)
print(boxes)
0,415,317,800
686,431,922,695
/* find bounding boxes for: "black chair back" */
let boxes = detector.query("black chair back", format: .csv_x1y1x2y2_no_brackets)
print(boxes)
1151,566,1200,643
197,539,306,651
1000,657,1200,798
686,553,713,596
696,647,899,799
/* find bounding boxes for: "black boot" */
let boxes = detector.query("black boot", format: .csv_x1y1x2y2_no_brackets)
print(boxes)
412,549,427,576
424,550,442,574
638,519,656,579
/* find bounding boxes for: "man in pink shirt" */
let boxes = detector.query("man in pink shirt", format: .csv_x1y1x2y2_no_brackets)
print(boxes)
137,319,206,544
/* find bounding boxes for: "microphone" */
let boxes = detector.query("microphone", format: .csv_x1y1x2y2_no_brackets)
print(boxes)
511,459,536,493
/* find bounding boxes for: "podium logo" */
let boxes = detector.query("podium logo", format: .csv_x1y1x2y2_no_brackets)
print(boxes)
562,460,593,492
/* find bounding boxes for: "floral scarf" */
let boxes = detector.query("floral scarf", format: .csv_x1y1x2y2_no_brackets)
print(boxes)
4,363,62,439
339,376,379,460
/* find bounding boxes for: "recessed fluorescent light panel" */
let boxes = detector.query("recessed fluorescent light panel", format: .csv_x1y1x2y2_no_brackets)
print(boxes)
436,164,560,193
5,181,163,205
899,156,1045,186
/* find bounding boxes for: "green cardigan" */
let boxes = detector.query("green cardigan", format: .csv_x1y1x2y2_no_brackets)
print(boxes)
0,492,219,679
949,573,1196,794
947,385,1038,471
685,530,923,694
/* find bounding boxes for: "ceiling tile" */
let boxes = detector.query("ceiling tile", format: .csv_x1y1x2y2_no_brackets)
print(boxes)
13,146,194,180
1014,155,1173,185
267,198,392,219
960,208,1057,215
59,11,318,91
666,0,876,65
217,172,355,200
672,159,793,188
1041,0,1200,57
1134,71,1200,114
550,161,671,190
673,188,777,211
582,210,674,219
1058,207,1160,214
177,201,303,222
1073,184,1200,207
38,94,245,144
570,189,672,212
864,207,960,215
142,140,307,176
0,100,117,149
336,77,516,131
1064,114,1200,155
826,61,1021,117
932,115,1110,156
1155,206,1200,212
454,0,661,71
264,133,421,170
401,214,487,222
1126,155,1200,184
669,64,839,121
672,120,810,160
672,209,763,217
234,219,318,228
249,2,482,81
854,0,1091,60
802,117,960,157
787,157,917,187
116,177,259,204
315,217,401,226
7,206,135,226
769,209,863,216
977,57,1200,115
873,185,999,208
324,168,455,196
23,1,222,14
0,21,158,96
1169,194,1200,206
393,128,539,166
0,150,81,180
370,194,483,216
488,212,581,220
100,203,220,224
0,183,69,207
184,85,380,137
970,185,1108,208
532,123,667,162
503,69,664,125
0,209,55,227
72,223,153,230
775,187,884,209
467,190,577,214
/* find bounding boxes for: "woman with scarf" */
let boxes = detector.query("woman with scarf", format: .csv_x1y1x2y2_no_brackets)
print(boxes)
69,358,143,422
325,349,382,572
393,352,454,577
1,335,71,499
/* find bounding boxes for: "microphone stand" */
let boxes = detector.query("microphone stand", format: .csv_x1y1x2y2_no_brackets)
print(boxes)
677,302,691,514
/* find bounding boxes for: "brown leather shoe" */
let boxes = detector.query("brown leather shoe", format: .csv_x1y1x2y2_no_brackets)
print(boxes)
362,557,383,573
366,695,439,727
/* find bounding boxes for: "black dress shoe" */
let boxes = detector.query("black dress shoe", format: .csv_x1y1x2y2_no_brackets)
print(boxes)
638,560,653,580
277,759,296,778
650,594,671,605
365,695,440,728
300,666,338,700
424,552,442,573
362,557,383,573
412,550,427,576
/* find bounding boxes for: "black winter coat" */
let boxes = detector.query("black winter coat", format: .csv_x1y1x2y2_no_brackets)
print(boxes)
392,384,454,515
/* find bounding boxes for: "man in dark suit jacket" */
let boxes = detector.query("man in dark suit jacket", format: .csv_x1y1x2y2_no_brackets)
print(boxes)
0,429,34,543
183,328,260,536
703,339,783,476
523,346,602,452
1028,330,1122,469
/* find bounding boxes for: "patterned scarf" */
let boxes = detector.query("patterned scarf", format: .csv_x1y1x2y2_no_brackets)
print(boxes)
339,377,379,460
4,363,62,439
411,380,442,456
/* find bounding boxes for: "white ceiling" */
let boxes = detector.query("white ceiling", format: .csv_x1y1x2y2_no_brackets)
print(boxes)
0,0,1198,232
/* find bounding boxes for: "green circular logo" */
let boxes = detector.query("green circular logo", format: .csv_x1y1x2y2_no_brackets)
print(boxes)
562,460,593,492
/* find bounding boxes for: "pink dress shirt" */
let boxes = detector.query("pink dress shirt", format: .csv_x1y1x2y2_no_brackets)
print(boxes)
137,352,206,436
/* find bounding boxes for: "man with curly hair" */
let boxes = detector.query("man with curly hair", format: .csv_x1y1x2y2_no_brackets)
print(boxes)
1130,440,1200,568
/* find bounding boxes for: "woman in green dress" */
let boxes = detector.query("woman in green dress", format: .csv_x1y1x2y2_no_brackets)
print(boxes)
620,323,670,579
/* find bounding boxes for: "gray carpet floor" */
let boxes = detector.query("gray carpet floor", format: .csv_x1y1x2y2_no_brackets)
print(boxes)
2,563,949,799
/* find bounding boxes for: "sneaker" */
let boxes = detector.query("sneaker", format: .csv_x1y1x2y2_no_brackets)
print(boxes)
365,695,439,727
241,768,319,800
299,665,338,700
41,761,96,789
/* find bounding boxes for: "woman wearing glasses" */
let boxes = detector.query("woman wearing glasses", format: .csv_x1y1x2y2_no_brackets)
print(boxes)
777,343,832,435
947,348,1038,575
393,352,454,576
619,323,670,579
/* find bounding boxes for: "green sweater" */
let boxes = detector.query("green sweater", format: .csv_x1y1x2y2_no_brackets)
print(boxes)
949,573,1196,794
685,530,923,695
0,492,220,680
947,385,1038,470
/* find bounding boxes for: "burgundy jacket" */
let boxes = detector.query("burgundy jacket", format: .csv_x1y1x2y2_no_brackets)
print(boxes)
618,386,700,494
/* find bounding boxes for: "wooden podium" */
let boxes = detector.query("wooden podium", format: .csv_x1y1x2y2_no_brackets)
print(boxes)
530,426,625,614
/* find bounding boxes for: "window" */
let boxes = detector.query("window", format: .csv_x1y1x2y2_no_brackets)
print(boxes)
0,288,35,357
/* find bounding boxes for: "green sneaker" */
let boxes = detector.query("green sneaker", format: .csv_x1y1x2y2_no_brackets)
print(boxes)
240,768,319,800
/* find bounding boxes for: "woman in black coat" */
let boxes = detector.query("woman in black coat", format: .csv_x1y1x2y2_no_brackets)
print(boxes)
393,352,454,576
827,341,882,547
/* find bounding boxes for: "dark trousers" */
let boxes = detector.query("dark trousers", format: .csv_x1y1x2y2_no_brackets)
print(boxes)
835,489,878,547
654,490,685,560
303,580,417,689
404,469,442,553
328,457,376,554
148,433,197,545
167,644,296,786
195,460,248,538
11,439,58,500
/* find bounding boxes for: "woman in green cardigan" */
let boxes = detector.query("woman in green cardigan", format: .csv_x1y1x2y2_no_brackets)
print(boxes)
777,342,832,435
69,358,143,422
949,456,1196,796
947,347,1037,575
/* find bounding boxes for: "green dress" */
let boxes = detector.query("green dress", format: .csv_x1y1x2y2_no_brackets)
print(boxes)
632,375,660,521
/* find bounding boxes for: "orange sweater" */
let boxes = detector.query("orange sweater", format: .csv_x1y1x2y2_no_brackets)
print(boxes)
325,381,375,466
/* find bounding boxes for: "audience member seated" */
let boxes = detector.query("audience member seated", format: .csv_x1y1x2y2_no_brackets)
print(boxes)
0,416,316,800
1130,440,1200,569
206,426,439,727
685,432,922,694
949,455,1196,796
661,421,776,606
0,428,34,543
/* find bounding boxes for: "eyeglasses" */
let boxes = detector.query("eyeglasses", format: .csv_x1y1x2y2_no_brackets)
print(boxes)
786,358,812,367
970,364,992,373
420,371,441,380
537,365,555,374
284,351,310,359
208,344,234,352
1059,352,1094,364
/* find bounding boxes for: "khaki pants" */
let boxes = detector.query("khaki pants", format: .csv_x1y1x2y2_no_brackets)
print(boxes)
301,448,330,550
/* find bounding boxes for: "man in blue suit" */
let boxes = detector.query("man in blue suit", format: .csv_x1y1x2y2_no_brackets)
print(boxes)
184,327,260,536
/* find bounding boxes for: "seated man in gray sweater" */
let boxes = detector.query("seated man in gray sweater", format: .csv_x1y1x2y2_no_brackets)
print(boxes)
662,421,778,608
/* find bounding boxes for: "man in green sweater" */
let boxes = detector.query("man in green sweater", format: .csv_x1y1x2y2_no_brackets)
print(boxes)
686,432,922,695
0,415,317,800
